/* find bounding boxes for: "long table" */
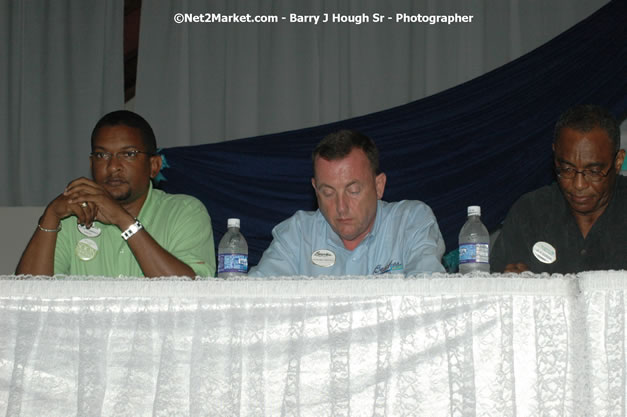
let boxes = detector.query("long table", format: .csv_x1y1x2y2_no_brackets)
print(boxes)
1,271,625,416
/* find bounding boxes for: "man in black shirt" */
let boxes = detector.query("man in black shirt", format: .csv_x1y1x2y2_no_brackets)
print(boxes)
491,105,626,273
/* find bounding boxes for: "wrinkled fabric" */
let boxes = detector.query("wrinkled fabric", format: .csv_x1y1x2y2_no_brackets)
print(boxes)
0,272,624,416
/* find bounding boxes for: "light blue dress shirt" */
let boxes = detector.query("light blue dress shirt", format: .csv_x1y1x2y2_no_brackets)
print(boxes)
249,200,445,277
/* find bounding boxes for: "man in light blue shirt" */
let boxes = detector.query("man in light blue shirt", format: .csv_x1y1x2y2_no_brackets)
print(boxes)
249,130,445,277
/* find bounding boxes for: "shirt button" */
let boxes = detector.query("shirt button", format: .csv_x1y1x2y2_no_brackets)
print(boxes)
580,249,587,256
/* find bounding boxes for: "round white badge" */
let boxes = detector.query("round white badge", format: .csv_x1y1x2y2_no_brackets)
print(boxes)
311,249,336,267
75,238,99,261
532,241,557,264
78,223,102,237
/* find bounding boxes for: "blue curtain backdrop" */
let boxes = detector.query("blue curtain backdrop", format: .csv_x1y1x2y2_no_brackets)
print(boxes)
157,0,627,267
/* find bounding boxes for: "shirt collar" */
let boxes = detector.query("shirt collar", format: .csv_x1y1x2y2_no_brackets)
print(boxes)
137,181,154,220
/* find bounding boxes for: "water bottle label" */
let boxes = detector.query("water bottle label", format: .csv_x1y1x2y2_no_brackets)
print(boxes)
459,243,489,264
218,253,248,273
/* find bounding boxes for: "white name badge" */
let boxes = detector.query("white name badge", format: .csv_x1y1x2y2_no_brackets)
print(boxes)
533,241,557,264
311,249,336,267
76,238,98,261
78,223,102,237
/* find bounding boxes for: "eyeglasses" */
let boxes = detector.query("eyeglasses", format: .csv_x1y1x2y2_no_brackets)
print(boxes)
90,150,154,162
555,155,616,183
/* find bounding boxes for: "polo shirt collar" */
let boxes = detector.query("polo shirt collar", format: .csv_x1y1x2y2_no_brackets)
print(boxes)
137,181,154,220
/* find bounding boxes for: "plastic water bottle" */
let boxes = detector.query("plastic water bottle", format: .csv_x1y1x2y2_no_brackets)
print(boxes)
217,218,248,278
458,206,490,274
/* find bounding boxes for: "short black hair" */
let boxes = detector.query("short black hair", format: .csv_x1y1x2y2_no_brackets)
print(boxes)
554,105,620,152
312,130,380,176
91,110,157,153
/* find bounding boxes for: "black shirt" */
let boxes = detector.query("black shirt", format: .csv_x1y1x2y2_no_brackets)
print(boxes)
491,176,627,273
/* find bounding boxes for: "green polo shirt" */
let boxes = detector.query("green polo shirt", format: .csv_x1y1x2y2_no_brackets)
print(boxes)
54,183,215,277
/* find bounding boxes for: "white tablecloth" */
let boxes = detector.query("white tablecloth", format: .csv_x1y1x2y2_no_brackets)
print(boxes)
0,271,625,416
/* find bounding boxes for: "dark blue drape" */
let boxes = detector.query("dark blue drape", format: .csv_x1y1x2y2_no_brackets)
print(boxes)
157,0,627,266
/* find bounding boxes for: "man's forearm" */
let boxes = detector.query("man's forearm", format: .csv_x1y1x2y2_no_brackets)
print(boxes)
15,212,61,275
125,229,196,278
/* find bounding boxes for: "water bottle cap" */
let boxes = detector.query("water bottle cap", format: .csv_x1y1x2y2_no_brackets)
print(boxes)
467,206,481,216
227,218,240,228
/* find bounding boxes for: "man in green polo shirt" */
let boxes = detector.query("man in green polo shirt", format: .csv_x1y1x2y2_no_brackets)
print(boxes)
16,110,215,278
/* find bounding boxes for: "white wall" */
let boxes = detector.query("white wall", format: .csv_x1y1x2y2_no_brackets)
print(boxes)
0,207,45,274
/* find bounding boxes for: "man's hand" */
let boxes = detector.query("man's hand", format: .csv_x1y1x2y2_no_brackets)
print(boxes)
503,262,530,273
43,178,99,228
62,177,133,229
